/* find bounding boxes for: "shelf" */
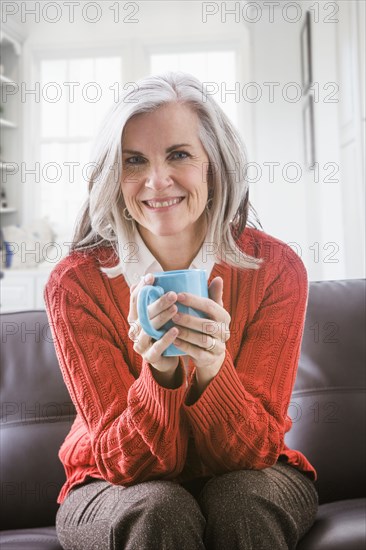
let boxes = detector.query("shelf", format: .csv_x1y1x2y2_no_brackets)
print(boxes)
0,74,16,86
1,24,22,235
0,207,17,213
0,118,17,129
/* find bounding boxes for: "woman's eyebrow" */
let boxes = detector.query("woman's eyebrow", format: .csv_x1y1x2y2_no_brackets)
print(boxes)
122,143,192,155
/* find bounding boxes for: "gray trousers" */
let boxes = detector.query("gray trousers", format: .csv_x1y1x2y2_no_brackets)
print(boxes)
56,462,318,550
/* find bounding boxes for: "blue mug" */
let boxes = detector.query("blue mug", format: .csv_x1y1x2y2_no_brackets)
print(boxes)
137,269,208,356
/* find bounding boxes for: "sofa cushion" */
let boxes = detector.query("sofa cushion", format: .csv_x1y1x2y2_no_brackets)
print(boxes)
0,311,76,530
297,498,366,550
285,279,366,504
0,526,62,550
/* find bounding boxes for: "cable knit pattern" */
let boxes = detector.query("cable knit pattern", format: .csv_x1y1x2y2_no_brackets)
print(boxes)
44,227,317,503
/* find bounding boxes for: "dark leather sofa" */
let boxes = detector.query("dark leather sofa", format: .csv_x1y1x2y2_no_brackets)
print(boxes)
1,278,365,550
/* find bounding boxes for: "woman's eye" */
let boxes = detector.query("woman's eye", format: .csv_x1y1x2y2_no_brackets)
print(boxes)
124,151,189,165
126,156,144,165
171,151,189,160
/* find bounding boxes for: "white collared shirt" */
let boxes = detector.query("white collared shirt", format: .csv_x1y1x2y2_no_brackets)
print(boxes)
121,229,216,287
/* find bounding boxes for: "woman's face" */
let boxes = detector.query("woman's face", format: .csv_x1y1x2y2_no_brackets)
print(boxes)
121,103,209,241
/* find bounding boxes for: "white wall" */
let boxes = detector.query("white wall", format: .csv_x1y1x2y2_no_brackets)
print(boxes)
249,7,310,268
16,0,254,231
250,0,365,281
5,0,365,282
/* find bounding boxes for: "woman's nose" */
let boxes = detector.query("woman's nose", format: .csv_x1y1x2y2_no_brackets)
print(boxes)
145,170,174,191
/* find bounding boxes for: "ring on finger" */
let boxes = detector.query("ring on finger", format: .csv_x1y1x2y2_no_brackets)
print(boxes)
206,337,216,352
129,319,141,328
128,320,141,339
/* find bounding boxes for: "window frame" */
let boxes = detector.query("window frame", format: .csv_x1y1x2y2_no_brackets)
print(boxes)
22,44,124,233
22,37,250,237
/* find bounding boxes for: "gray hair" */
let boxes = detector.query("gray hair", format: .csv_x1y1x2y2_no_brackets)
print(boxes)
71,71,264,274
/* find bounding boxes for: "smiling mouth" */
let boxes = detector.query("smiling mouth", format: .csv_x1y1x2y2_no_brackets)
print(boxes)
143,197,185,209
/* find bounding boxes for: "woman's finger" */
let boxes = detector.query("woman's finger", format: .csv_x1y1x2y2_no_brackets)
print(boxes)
149,302,178,330
176,292,231,325
173,325,224,353
132,326,154,354
146,291,178,321
143,327,179,367
172,312,230,343
174,334,225,363
128,300,179,342
129,275,178,327
128,320,141,341
208,277,224,307
127,274,154,325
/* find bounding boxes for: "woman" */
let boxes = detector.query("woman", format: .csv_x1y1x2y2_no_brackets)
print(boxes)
45,71,318,550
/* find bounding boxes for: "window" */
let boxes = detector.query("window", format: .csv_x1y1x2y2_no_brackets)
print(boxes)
150,50,238,126
38,55,122,240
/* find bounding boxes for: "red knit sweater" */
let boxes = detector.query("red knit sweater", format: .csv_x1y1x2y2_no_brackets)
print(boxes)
44,227,317,504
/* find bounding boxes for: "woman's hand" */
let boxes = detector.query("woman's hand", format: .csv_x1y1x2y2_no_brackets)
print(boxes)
127,274,181,381
172,277,230,386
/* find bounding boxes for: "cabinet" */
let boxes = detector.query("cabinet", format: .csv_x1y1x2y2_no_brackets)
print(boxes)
0,267,53,313
0,27,22,227
0,25,33,313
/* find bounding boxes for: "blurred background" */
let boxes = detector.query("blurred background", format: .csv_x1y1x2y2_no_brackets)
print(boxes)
0,0,365,312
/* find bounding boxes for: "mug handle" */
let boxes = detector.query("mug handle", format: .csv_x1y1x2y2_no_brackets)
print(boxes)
137,285,166,340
